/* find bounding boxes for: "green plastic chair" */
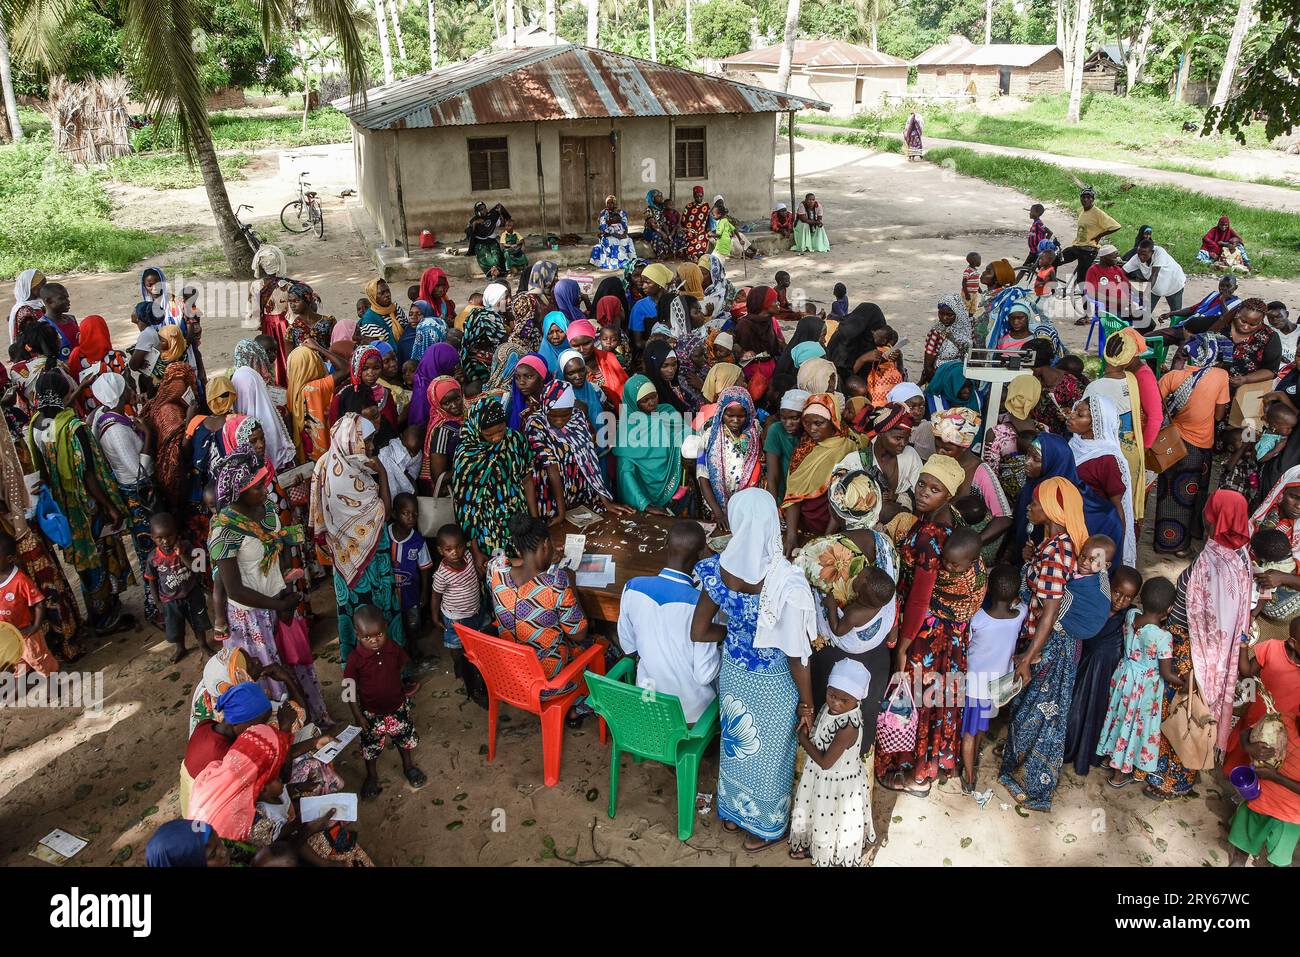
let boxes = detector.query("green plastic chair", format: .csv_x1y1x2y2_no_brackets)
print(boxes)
583,658,720,841
1093,309,1167,371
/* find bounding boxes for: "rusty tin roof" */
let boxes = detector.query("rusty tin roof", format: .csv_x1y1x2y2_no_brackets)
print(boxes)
721,39,908,69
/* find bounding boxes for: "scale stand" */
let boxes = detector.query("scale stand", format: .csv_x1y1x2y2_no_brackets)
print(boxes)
964,347,1035,448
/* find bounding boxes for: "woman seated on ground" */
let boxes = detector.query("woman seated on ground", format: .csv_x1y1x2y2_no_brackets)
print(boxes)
466,202,511,279
782,393,865,556
591,196,640,271
697,386,764,529
1198,215,1251,273
925,359,980,418
792,192,830,254
644,190,684,260
996,303,1036,352
837,402,921,517
488,512,596,719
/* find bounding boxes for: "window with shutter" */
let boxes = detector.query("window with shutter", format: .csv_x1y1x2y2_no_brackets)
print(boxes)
467,137,511,191
673,127,707,180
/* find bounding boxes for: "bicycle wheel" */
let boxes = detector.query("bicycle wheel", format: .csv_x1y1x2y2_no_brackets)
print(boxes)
313,203,325,240
280,200,311,234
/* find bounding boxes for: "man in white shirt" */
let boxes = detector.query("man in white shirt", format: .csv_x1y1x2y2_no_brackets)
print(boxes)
616,521,720,724
1124,238,1186,328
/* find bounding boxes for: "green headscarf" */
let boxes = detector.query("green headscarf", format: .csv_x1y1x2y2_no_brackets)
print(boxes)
614,374,682,510
924,359,981,412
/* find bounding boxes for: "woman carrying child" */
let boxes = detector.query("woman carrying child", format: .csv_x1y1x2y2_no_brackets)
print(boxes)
1251,465,1300,621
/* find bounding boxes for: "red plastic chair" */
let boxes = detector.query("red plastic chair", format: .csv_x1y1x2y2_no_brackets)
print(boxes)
455,623,608,787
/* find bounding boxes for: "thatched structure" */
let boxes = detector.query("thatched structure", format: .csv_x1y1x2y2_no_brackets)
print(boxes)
49,74,132,165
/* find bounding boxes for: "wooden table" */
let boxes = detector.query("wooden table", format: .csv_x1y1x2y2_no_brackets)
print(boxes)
549,513,710,623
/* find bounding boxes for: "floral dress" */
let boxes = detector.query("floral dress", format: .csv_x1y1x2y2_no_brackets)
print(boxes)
682,201,712,258
1096,609,1172,775
1032,372,1084,435
590,209,639,270
697,553,799,841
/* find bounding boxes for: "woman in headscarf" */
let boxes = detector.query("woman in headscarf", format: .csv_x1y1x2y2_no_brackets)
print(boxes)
875,453,963,794
461,284,510,385
453,394,537,567
643,189,679,259
643,339,689,414
782,393,866,555
505,353,549,431
674,331,709,411
416,266,455,325
0,420,86,658
538,310,572,377
981,373,1041,505
1085,330,1148,528
690,486,816,852
838,402,922,515
1014,432,1122,563
408,297,449,366
567,318,625,410
697,386,763,528
1027,339,1086,434
615,375,685,514
67,314,128,401
824,302,885,385
326,343,397,443
232,338,275,385
903,110,924,158
286,281,334,351
553,278,586,327
1249,466,1300,621
419,376,464,495
677,260,707,301
519,259,560,312
464,201,509,277
795,357,837,399
1067,393,1136,565
982,283,1039,349
407,342,460,428
308,414,403,664
358,278,407,350
736,285,784,375
285,345,335,464
696,361,745,429
146,820,226,868
524,380,626,522
681,186,713,259
487,293,542,391
777,313,827,377
1197,215,1250,270
924,359,980,416
7,267,44,343
921,294,973,384
142,361,197,513
996,476,1090,811
232,365,296,468
590,196,639,270
699,253,733,324
1137,491,1253,802
931,406,1013,554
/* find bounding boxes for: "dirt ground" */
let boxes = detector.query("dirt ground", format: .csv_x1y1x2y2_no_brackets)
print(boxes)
4,134,1296,868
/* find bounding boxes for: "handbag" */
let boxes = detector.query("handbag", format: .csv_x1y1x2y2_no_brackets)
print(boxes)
1145,419,1188,473
416,472,456,539
875,676,918,754
1162,667,1218,771
34,485,72,549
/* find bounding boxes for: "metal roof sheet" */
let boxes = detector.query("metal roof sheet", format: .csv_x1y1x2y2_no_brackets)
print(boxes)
334,44,830,130
913,40,1062,68
721,39,908,69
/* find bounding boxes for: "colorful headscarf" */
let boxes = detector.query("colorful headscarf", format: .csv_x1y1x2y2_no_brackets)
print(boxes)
784,393,860,506
527,261,559,298
931,406,981,449
796,357,837,395
925,359,980,412
934,293,973,362
703,386,761,510
408,341,459,427
524,379,611,504
790,341,826,369
308,414,386,589
644,339,687,413
613,374,683,509
350,343,383,392
452,393,532,552
702,361,743,403
1035,475,1089,553
188,723,289,841
829,469,883,531
206,374,236,415
213,447,268,509
538,310,572,375
508,352,549,430
232,339,273,380
285,346,326,460
553,278,585,324
1205,488,1250,551
1068,391,1135,565
677,262,705,298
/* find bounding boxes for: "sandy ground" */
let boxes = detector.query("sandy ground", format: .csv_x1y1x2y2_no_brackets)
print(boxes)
5,134,1297,868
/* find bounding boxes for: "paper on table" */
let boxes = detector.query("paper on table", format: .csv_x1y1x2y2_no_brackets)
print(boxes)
37,829,88,862
565,508,603,529
561,534,586,571
576,554,616,588
313,724,361,763
299,793,358,823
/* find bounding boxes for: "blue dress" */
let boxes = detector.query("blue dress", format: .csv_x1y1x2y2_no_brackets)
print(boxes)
696,554,799,840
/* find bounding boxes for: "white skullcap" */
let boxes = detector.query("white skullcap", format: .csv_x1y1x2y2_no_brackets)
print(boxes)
90,372,127,410
828,659,871,701
780,388,811,412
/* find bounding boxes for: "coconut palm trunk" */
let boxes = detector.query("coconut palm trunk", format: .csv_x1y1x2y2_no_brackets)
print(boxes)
1212,0,1254,109
586,0,597,45
388,0,407,60
1066,0,1091,123
0,21,22,142
376,0,395,82
775,0,801,92
429,0,438,66
648,0,658,61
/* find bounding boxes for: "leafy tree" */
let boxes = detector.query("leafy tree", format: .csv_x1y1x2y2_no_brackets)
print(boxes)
1207,0,1300,141
692,0,756,56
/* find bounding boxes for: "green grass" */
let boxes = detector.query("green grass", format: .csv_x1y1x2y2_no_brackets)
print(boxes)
791,125,903,154
0,135,186,279
924,146,1300,279
105,152,250,189
133,107,352,152
813,92,1291,188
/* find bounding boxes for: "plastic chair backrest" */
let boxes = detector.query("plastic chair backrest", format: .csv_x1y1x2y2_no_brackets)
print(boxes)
584,669,689,765
457,626,548,710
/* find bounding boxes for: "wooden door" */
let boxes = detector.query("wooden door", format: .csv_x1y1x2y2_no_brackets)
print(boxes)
583,135,616,228
559,137,589,234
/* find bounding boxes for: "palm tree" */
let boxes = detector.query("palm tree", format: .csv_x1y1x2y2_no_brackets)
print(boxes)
7,0,369,278
374,0,395,81
1211,0,1253,109
388,0,406,60
1067,0,1092,123
0,19,22,141
984,0,992,43
775,0,801,92
545,0,555,40
648,0,657,61
684,0,693,44
428,0,438,66
586,0,596,45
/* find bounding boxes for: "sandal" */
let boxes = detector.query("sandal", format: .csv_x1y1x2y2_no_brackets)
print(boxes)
879,771,909,793
743,835,785,854
1108,772,1134,789
1142,785,1178,802
788,847,810,860
405,766,428,789
904,780,931,798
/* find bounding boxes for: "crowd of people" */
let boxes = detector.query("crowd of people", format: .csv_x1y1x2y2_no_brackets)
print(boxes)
2,183,1297,870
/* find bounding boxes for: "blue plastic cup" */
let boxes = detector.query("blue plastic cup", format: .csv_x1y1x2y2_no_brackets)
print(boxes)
1229,765,1261,801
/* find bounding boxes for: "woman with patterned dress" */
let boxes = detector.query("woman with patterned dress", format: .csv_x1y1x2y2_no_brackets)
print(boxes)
998,477,1088,811
453,394,538,568
697,386,763,524
590,197,639,271
643,190,681,260
682,186,713,259
461,284,511,386
691,488,816,851
523,380,624,520
1027,339,1086,435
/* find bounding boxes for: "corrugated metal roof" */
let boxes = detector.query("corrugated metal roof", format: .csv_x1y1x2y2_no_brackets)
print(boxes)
913,39,1061,68
721,40,908,69
334,44,829,130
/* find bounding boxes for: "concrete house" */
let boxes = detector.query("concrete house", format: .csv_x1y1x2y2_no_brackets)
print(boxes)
716,40,909,115
912,36,1065,99
334,44,827,254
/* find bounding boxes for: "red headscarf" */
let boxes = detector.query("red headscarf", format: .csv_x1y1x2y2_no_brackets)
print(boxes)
595,296,623,327
68,314,111,372
567,319,597,343
188,723,290,840
418,267,451,311
1205,488,1250,550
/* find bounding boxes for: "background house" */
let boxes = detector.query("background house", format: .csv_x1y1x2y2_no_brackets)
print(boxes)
715,40,909,115
334,44,827,250
912,36,1064,99
1083,45,1124,94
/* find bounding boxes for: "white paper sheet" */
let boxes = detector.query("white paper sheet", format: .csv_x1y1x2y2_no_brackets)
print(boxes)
313,724,361,763
299,793,358,823
39,829,88,859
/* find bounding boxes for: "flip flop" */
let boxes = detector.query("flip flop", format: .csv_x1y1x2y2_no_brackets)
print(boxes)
743,835,785,854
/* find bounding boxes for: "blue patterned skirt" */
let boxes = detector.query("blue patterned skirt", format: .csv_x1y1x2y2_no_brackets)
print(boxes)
998,625,1077,811
716,654,799,840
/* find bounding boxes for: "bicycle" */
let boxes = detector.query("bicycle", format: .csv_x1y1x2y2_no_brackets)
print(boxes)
281,171,325,239
237,204,287,278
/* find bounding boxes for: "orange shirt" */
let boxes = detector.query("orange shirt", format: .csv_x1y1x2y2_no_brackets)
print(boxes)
0,567,43,631
1158,367,1229,449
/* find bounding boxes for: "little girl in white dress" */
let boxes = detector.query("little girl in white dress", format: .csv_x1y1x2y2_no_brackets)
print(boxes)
789,659,870,866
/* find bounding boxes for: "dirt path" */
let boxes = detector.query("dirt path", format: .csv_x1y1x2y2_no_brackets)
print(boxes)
4,134,1291,868
801,123,1300,213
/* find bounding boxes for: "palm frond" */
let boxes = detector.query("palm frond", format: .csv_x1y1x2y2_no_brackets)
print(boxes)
2,0,83,66
301,0,371,105
120,0,209,156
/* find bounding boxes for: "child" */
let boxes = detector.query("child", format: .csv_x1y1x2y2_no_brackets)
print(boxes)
962,564,1027,792
379,425,424,498
1033,248,1057,305
600,324,632,374
431,523,491,706
388,494,434,663
1250,528,1294,608
1096,575,1180,787
820,567,898,646
962,252,982,315
952,493,998,565
1066,565,1141,777
770,202,795,240
0,532,57,676
1079,533,1114,576
501,217,528,274
831,282,849,318
1267,301,1297,367
345,604,427,798
1228,401,1297,481
843,375,869,401
789,658,871,866
144,512,216,661
355,297,369,319
406,285,421,312
858,325,904,408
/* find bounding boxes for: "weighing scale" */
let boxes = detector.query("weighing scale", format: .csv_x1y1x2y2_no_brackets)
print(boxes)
964,346,1035,447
